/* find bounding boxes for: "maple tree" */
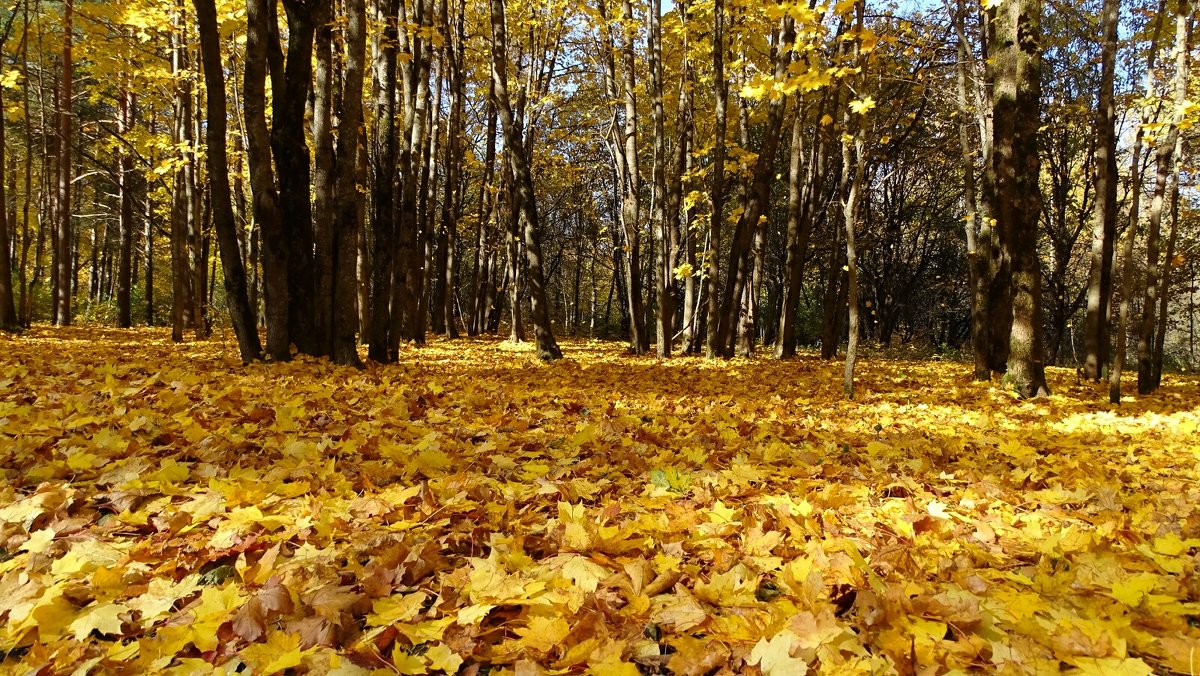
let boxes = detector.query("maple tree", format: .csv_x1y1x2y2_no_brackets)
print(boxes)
0,0,1197,390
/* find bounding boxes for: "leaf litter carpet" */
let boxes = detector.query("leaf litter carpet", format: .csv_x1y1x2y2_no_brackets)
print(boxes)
1,327,1198,674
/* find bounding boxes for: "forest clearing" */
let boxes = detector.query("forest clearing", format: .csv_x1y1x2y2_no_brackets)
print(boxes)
1,326,1198,674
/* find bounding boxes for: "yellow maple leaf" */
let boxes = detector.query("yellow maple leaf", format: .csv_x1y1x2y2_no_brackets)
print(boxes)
69,602,127,641
240,630,305,675
517,615,570,653
749,629,807,675
20,528,56,554
425,643,463,673
849,97,877,114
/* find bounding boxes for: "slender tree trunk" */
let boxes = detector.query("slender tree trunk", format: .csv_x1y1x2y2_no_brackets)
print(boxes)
391,0,433,348
1137,0,1191,394
1081,0,1119,382
1109,1,1167,403
776,108,807,359
115,90,136,328
52,0,73,326
194,0,262,362
503,164,524,342
191,79,208,337
489,0,561,360
617,0,647,353
170,17,195,341
0,68,15,329
715,19,794,358
1152,132,1183,387
821,218,844,359
144,165,155,325
471,81,497,336
950,0,990,379
703,0,728,358
16,0,32,327
648,0,671,357
441,0,465,339
842,0,866,398
995,0,1048,398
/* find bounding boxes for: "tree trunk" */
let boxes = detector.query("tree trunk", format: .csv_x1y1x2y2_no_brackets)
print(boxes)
714,19,794,358
489,0,561,360
1081,0,1119,382
471,81,497,336
116,90,136,328
245,0,291,360
267,0,318,354
52,0,73,326
995,0,1048,398
170,22,194,342
704,0,727,358
0,66,16,329
311,0,336,356
1152,132,1183,388
331,0,368,365
950,0,990,379
1109,0,1167,404
650,0,671,357
441,0,464,339
194,0,263,363
1136,0,1190,395
776,108,809,359
842,0,866,399
367,0,399,361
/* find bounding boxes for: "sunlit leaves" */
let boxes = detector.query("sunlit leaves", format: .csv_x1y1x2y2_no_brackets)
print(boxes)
1,326,1199,672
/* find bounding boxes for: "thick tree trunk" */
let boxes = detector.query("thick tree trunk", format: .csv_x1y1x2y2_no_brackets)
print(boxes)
331,0,368,366
995,0,1048,398
194,0,262,363
245,0,291,360
311,0,336,356
367,0,399,361
268,0,318,354
489,0,561,360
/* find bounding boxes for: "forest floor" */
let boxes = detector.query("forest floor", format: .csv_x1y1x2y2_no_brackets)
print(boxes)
1,326,1198,675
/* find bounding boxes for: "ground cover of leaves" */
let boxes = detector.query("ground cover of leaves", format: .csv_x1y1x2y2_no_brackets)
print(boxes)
1,326,1198,675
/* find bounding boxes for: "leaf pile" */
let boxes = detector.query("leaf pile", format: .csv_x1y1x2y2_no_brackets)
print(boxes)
1,326,1199,674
